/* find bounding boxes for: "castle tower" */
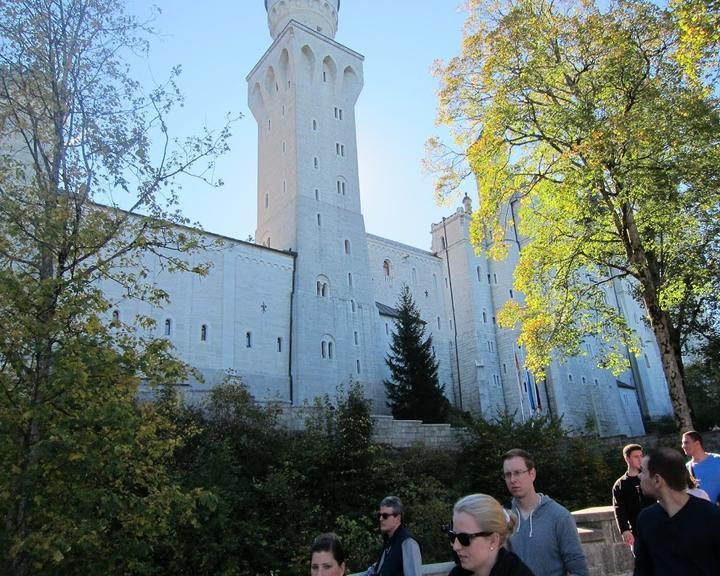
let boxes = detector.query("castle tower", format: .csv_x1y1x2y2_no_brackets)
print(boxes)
247,0,381,404
265,0,340,40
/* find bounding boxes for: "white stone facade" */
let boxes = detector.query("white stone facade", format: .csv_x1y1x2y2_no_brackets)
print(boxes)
101,2,673,434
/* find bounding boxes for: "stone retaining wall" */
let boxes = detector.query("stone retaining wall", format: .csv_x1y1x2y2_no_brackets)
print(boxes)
573,505,633,576
370,415,470,449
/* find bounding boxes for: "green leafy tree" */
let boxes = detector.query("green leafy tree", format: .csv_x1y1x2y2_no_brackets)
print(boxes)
384,286,450,423
0,1,231,574
429,0,720,429
672,0,720,80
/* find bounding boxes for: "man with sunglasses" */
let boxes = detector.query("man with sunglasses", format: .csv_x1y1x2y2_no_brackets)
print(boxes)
502,449,589,576
364,496,422,576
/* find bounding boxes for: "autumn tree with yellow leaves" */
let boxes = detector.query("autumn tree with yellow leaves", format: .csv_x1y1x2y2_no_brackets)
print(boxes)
428,0,720,430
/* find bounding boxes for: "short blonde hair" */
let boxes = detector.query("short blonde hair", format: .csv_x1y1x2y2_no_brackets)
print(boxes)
453,494,517,545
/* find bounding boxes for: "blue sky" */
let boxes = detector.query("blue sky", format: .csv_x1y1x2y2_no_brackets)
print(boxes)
129,1,470,249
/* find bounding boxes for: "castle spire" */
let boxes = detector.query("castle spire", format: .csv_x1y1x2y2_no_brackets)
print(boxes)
265,0,340,40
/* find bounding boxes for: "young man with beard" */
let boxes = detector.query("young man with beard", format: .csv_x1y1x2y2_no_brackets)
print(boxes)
634,447,720,575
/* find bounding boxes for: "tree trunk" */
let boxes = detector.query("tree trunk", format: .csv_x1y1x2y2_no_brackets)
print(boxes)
622,204,694,430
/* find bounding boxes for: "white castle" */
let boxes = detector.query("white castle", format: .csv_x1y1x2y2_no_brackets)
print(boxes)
104,0,673,435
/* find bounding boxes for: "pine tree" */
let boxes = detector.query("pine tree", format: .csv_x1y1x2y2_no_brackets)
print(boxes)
384,285,450,423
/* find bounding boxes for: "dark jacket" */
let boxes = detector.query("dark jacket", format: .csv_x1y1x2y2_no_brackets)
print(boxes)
448,547,535,576
375,525,421,576
612,473,655,535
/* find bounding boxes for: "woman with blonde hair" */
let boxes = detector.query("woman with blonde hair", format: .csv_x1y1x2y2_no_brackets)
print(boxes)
446,494,534,576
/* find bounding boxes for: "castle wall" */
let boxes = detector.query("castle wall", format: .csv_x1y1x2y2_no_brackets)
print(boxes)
101,234,295,402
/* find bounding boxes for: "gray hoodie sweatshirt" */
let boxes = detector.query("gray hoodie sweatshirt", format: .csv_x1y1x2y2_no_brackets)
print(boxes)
508,494,590,576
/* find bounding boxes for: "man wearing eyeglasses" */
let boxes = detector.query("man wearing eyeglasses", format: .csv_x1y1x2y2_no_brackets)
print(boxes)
364,496,422,576
634,447,720,575
502,448,589,576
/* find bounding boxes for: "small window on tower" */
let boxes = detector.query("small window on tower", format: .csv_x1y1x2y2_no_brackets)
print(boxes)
201,324,208,342
314,157,318,169
312,119,318,130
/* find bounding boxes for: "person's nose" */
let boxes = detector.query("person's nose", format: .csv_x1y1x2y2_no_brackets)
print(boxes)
451,538,462,552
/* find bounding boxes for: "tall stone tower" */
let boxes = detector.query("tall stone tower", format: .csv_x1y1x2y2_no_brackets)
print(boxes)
248,0,381,404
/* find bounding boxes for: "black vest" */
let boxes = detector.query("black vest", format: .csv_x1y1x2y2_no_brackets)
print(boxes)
376,525,415,576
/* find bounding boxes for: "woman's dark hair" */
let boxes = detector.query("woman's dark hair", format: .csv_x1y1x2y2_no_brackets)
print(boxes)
310,532,346,566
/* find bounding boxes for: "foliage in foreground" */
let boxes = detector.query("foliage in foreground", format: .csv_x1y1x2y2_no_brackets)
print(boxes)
2,372,625,575
156,383,621,576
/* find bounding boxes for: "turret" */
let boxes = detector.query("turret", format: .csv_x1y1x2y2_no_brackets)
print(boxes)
265,0,340,40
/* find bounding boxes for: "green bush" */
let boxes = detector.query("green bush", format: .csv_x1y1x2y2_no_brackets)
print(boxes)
156,383,631,574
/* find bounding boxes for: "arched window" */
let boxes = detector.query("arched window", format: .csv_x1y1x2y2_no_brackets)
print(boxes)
328,342,334,359
316,276,330,297
347,272,353,287
344,239,351,254
111,310,120,322
246,331,252,348
350,300,356,313
201,324,208,342
321,341,327,358
277,337,282,352
164,318,171,336
317,213,322,226
383,259,391,277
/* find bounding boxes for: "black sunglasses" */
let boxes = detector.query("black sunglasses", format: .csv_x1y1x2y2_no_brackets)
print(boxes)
444,528,493,547
376,512,399,520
